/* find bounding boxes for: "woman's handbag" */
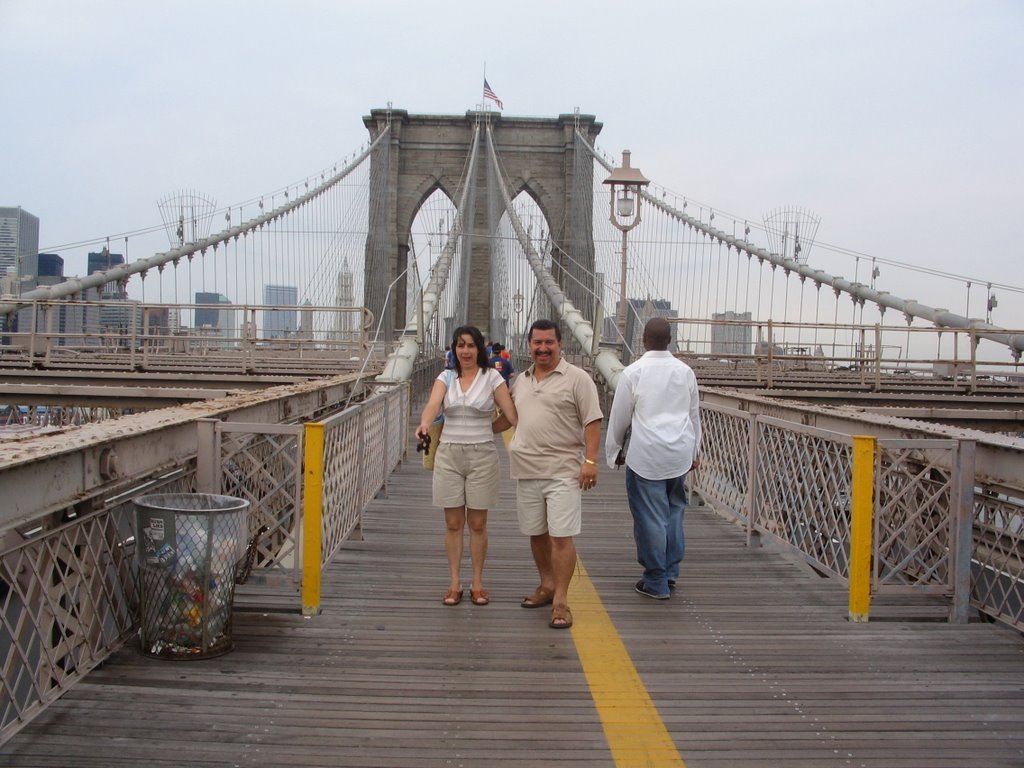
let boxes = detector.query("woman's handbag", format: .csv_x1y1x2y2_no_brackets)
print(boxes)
421,416,444,471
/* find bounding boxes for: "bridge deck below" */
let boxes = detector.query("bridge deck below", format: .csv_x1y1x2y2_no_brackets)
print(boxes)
3,437,1023,767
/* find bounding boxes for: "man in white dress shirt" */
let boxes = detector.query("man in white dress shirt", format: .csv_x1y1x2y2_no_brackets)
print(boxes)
605,317,702,599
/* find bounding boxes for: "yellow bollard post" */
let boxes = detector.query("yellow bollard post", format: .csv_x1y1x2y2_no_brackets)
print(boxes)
848,435,875,622
302,422,324,616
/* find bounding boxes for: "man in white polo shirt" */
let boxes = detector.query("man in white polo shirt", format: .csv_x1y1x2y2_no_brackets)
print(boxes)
495,319,603,630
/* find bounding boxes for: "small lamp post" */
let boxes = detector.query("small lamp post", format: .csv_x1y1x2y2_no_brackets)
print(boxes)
512,290,524,351
603,150,649,347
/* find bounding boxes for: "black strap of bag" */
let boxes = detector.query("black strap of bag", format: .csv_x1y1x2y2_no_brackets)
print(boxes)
614,426,631,469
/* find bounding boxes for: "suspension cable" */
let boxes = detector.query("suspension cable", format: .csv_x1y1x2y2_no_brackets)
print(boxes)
575,129,1024,359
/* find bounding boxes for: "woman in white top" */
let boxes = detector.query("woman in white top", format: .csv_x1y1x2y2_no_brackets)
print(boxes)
416,325,518,607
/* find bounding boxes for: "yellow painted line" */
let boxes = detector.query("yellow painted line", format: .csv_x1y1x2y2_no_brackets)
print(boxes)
570,559,687,767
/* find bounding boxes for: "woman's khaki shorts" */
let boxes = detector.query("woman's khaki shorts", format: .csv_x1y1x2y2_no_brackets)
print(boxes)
432,441,500,510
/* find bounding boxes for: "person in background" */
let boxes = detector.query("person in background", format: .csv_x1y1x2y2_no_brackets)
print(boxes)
488,342,515,383
605,317,702,600
417,326,518,607
493,319,602,629
444,346,455,369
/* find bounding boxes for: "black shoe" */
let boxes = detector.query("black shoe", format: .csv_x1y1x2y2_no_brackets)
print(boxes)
635,580,670,600
668,579,677,591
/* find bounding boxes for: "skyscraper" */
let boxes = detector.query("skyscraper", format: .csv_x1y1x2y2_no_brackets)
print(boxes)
195,292,234,331
0,207,40,277
335,261,355,338
21,253,64,281
711,311,753,357
194,292,235,345
263,284,298,339
7,252,63,338
87,250,125,275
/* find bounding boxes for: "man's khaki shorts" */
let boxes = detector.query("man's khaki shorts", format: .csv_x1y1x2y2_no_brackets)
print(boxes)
516,477,581,537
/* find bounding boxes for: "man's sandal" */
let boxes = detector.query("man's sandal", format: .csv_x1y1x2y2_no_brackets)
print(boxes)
549,606,573,629
520,586,554,609
471,589,490,606
442,588,464,606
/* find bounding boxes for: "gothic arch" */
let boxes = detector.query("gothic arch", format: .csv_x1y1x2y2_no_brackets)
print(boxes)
363,109,602,339
507,177,557,237
399,176,459,259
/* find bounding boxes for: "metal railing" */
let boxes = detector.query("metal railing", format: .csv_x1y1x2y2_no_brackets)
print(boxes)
1,300,374,375
693,400,1023,629
0,466,196,744
672,317,1024,392
0,372,407,744
213,421,305,589
319,384,408,564
193,383,410,615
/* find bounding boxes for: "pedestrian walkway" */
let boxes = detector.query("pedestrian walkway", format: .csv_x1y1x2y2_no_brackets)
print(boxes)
2,435,1023,767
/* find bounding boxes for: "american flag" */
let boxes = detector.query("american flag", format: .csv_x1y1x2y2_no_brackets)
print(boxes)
483,79,503,110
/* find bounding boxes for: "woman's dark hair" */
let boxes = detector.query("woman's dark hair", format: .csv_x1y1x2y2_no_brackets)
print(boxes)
450,325,489,374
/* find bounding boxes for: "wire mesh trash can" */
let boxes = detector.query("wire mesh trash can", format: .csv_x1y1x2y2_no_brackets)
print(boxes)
134,493,250,660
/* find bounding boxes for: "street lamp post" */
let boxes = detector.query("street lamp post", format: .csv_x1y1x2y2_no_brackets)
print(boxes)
512,290,524,353
603,150,649,349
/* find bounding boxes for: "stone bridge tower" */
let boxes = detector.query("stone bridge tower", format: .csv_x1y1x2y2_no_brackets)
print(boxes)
363,108,602,342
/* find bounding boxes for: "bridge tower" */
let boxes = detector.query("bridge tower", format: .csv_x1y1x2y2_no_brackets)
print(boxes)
363,108,602,341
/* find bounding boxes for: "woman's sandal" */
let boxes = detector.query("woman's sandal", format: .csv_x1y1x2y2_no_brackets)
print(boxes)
470,589,490,606
442,588,464,606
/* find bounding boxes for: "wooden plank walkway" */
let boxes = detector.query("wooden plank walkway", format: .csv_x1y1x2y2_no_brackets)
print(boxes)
3,435,1024,767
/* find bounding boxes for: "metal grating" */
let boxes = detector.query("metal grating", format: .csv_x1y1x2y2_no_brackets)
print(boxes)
219,425,303,587
971,487,1024,628
874,441,957,594
358,397,389,509
0,469,195,742
753,419,854,578
692,404,751,522
318,385,408,565
321,410,365,563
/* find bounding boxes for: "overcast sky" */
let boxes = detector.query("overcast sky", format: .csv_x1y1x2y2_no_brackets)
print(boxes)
2,0,1022,327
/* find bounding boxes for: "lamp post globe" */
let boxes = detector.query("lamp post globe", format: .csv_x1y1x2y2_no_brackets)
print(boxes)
602,150,649,349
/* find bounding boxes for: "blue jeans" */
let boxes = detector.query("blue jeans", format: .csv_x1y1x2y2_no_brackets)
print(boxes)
625,468,688,596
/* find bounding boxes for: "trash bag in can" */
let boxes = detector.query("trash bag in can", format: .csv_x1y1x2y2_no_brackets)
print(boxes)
134,493,249,659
